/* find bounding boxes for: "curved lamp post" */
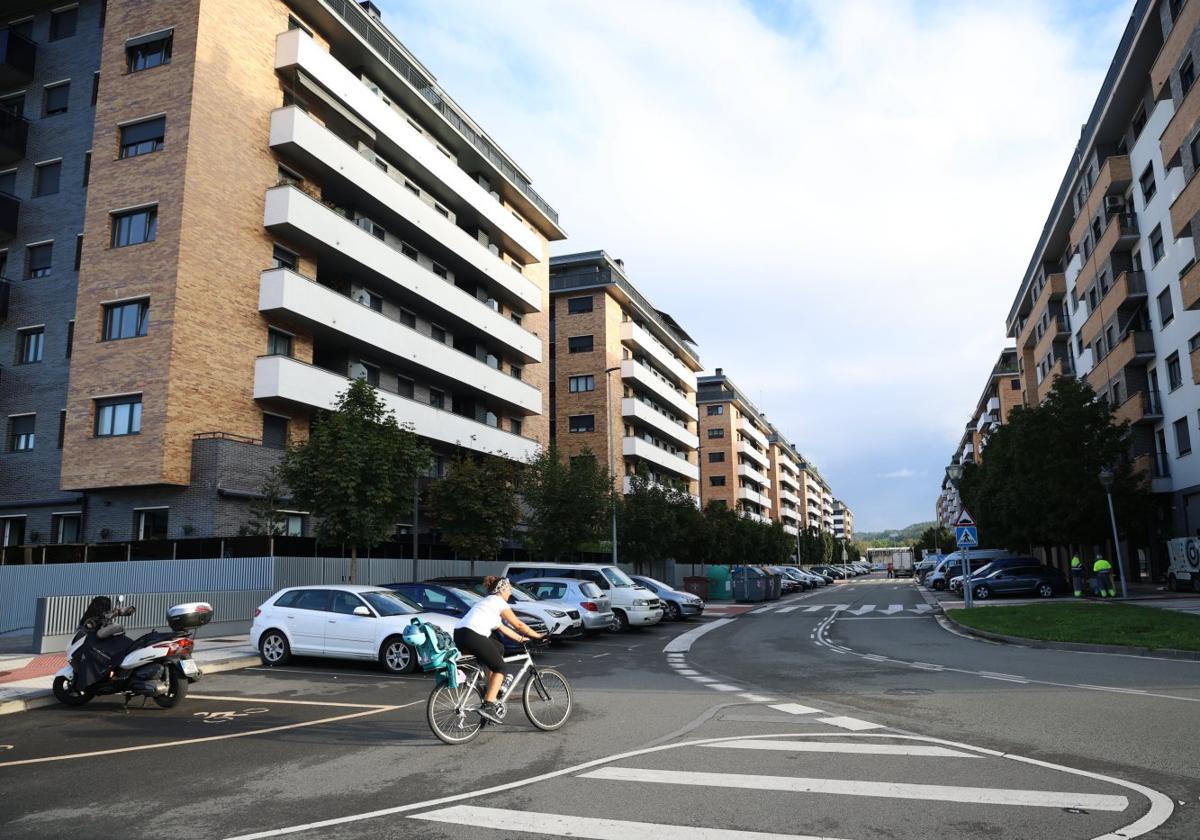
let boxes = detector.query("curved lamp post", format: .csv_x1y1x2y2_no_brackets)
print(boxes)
1098,467,1128,599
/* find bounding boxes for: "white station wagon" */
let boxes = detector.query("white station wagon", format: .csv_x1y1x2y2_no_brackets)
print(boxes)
251,584,458,674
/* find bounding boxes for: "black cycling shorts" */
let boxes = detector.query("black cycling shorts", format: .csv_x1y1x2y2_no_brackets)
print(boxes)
453,628,507,675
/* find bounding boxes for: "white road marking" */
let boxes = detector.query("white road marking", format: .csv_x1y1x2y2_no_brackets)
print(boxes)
909,605,934,614
978,672,1024,680
776,605,805,613
702,740,977,758
909,662,943,671
880,604,904,615
411,805,850,840
751,605,778,614
580,767,1130,811
1077,684,1149,694
738,694,777,703
663,618,734,653
847,605,875,616
221,733,1172,840
863,654,888,661
803,605,828,612
688,676,717,683
708,684,741,692
674,669,701,676
981,675,1030,684
817,716,883,731
768,703,823,715
190,694,385,709
246,667,426,681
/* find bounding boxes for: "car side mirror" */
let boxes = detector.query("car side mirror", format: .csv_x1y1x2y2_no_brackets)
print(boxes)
353,605,371,617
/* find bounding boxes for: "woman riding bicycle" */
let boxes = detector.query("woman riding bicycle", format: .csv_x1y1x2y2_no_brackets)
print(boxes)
453,576,544,723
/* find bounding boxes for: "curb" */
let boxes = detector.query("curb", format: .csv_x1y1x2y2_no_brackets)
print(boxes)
939,612,1200,662
0,653,261,717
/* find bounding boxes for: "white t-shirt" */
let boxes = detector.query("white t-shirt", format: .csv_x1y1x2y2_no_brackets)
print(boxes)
456,594,509,636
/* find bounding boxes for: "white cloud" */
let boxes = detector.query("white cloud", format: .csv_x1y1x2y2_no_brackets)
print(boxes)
382,0,1129,528
879,468,920,480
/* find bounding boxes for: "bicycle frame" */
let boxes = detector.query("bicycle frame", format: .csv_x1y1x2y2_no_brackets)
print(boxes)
455,647,549,709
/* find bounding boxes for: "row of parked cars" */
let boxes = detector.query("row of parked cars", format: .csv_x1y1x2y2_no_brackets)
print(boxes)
249,562,707,674
769,561,877,593
917,550,1069,600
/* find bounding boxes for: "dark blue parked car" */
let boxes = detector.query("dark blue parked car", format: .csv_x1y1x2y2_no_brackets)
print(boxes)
381,582,548,651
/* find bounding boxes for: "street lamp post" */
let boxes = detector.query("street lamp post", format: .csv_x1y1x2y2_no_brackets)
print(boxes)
605,366,621,566
945,463,971,608
1098,467,1128,599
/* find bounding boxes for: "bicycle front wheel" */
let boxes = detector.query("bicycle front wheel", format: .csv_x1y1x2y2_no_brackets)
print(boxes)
523,667,572,731
427,679,485,745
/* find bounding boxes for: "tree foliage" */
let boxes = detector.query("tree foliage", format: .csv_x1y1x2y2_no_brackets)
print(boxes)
912,526,953,556
958,377,1150,552
617,476,704,572
426,453,520,562
238,465,290,537
279,377,428,577
521,448,612,560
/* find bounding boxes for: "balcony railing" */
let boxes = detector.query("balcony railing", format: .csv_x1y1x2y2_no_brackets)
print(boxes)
0,28,36,89
0,105,29,166
0,189,17,239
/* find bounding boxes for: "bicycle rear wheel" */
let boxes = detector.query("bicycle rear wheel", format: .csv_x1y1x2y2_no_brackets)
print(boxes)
522,667,572,731
427,673,485,745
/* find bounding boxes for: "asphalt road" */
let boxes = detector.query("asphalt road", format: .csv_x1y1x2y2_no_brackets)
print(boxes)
1,575,1196,839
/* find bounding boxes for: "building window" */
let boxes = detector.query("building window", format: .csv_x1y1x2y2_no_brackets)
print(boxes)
91,72,99,106
119,116,165,158
567,335,593,353
266,328,292,357
1183,55,1196,95
356,362,380,387
95,395,142,437
8,415,34,451
34,160,61,197
1132,105,1147,139
262,414,288,449
429,389,444,410
103,299,149,340
111,206,157,247
74,234,83,270
1176,417,1192,456
1,517,26,546
43,82,70,117
49,7,78,40
1168,352,1183,390
708,451,725,463
135,508,168,540
1158,288,1175,327
270,243,297,271
706,405,724,416
396,377,414,399
568,375,594,393
399,309,416,328
567,295,593,314
431,324,447,343
710,476,727,487
283,513,305,537
0,169,14,195
82,151,91,187
57,409,66,448
707,428,725,439
568,414,595,433
287,15,312,35
53,513,81,543
511,365,522,380
1150,224,1165,264
66,320,73,357
17,327,44,363
400,242,418,260
509,418,522,436
1139,163,1156,204
126,32,173,72
432,263,448,279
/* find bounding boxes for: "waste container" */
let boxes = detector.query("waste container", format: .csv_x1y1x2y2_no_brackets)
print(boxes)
764,570,782,600
683,575,710,601
706,565,733,601
732,566,767,602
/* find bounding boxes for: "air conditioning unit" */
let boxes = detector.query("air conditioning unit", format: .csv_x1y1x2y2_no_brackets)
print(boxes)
1104,195,1125,213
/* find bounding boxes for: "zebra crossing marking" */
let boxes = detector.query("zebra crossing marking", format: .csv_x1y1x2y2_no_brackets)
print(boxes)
768,702,824,715
816,716,883,731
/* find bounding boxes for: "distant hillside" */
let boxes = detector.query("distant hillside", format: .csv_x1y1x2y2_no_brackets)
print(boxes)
855,521,936,546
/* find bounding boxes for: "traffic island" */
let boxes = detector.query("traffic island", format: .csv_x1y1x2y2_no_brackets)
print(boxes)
944,602,1200,660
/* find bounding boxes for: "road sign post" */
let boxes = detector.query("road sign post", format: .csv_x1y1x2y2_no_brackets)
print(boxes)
955,511,978,609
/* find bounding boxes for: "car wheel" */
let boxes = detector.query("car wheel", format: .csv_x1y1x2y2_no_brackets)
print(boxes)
1037,583,1055,599
666,601,682,621
933,580,946,591
973,585,990,600
380,636,418,674
258,629,291,667
611,609,629,632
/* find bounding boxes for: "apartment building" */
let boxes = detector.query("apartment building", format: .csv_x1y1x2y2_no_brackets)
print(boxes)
796,458,824,531
547,251,701,499
696,369,773,521
0,0,563,547
936,479,960,529
1003,0,1200,576
832,500,854,541
767,428,803,536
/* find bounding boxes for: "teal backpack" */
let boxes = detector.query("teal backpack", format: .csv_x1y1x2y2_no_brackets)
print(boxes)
402,617,462,687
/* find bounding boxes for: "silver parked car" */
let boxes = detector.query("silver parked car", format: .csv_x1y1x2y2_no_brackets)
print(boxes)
521,577,616,632
630,575,705,620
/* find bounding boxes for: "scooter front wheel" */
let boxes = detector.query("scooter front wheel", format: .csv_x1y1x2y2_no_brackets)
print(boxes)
153,666,189,708
52,675,94,706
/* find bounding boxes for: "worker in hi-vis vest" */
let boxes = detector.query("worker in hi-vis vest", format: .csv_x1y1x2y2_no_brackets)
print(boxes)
1092,555,1115,598
1070,555,1085,597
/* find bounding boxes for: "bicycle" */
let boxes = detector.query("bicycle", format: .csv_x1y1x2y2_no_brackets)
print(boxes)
425,640,572,744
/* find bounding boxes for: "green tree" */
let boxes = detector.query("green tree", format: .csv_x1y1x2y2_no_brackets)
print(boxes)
426,453,520,567
521,448,612,561
912,526,953,556
238,465,289,537
618,477,702,572
279,377,428,580
762,520,794,565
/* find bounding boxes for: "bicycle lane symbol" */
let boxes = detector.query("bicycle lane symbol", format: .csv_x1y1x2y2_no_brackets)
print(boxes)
193,708,270,724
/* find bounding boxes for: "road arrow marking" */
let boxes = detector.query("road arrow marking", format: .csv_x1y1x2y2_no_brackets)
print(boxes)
881,604,904,615
847,605,876,616
802,605,827,612
909,605,933,614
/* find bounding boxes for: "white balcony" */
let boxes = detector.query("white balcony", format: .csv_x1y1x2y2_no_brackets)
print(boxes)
263,185,541,363
622,476,700,506
737,463,770,487
621,397,699,450
783,524,799,536
254,355,538,460
622,436,700,481
259,268,541,415
743,511,770,525
269,106,541,312
620,359,698,420
274,29,542,263
619,321,697,391
737,487,771,508
737,441,769,469
778,471,800,491
739,417,770,449
779,488,801,506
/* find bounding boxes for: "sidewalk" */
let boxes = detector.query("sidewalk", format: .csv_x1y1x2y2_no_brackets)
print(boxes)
0,635,259,716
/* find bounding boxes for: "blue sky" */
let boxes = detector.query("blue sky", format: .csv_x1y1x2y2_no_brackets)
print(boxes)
379,0,1130,530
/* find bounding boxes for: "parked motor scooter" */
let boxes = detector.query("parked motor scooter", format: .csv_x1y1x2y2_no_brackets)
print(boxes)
52,595,213,709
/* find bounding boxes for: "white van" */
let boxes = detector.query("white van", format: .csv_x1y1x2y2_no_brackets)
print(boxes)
925,550,1012,591
503,563,664,630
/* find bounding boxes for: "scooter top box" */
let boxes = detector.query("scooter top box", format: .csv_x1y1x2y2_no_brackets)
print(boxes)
167,602,214,631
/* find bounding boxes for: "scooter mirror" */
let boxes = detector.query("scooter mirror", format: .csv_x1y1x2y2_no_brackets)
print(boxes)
118,595,125,604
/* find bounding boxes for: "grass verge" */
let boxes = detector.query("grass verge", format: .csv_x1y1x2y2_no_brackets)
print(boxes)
947,602,1200,652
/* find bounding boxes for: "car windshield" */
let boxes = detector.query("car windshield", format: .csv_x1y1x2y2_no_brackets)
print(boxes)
508,584,538,602
604,568,635,587
361,590,420,617
638,577,668,592
447,587,482,604
971,563,996,578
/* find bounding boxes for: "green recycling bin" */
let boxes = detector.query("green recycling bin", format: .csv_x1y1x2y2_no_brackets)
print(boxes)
706,565,733,601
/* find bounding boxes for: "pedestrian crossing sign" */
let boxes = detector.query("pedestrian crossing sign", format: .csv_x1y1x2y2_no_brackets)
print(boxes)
955,525,978,548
